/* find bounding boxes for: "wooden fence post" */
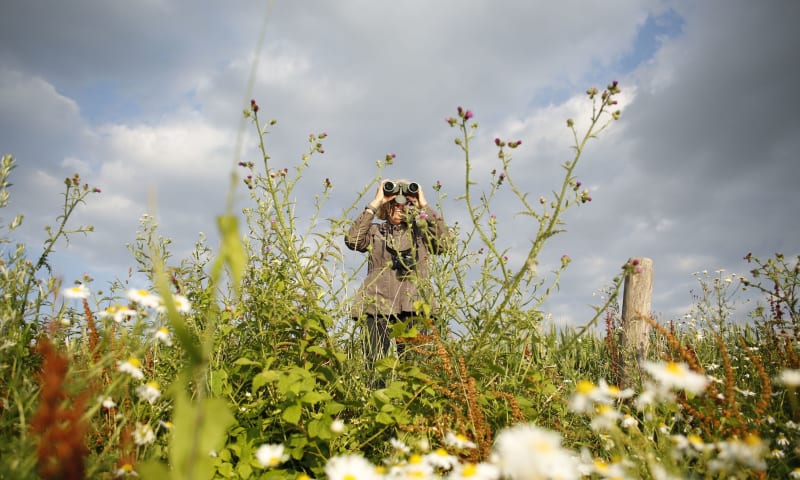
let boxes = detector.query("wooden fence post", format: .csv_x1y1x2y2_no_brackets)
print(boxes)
619,257,653,389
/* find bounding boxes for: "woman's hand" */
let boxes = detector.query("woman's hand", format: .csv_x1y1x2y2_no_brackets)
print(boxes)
414,185,428,208
369,179,395,210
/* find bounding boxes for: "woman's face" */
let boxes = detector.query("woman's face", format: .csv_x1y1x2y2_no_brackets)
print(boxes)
388,202,405,225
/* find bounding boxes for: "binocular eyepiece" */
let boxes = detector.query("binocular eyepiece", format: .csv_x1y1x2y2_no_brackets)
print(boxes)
383,181,419,204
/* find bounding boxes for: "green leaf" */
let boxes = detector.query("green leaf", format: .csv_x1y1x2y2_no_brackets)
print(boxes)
136,460,169,479
210,369,229,396
324,401,345,416
234,357,262,367
300,390,329,405
282,403,302,425
253,370,280,392
236,463,253,478
375,412,394,425
170,390,236,480
211,214,246,294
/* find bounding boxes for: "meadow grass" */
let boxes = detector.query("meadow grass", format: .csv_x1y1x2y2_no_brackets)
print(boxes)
1,84,799,479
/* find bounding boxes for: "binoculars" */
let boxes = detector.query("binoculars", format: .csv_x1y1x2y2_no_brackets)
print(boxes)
383,180,419,204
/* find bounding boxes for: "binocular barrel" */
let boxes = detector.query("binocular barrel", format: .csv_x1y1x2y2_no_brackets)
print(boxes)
383,181,419,196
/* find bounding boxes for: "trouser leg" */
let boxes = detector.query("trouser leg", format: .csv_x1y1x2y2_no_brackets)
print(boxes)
365,315,391,366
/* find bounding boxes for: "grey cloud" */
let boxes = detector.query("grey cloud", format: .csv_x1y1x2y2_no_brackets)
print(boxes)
1,0,797,327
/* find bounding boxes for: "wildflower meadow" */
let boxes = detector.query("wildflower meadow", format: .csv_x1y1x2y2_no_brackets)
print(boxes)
1,82,799,479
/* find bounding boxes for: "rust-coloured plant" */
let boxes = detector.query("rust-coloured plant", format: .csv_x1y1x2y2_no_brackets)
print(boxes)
29,335,89,480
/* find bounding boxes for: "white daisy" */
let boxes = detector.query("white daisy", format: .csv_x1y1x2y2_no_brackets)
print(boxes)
424,448,460,470
98,304,137,323
590,404,622,431
136,381,161,405
390,437,411,455
445,431,477,449
117,357,144,379
63,284,90,299
777,369,800,387
389,453,434,478
114,463,138,478
325,454,381,480
643,361,710,395
127,289,161,309
157,294,191,314
709,434,767,472
99,395,117,409
255,443,289,468
493,423,581,480
133,422,155,445
447,462,500,480
154,327,173,346
592,458,627,479
330,419,345,434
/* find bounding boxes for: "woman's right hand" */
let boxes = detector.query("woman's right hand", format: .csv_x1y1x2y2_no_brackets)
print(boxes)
369,179,394,210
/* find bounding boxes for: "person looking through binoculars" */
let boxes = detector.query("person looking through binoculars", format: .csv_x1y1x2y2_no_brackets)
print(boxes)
344,179,449,374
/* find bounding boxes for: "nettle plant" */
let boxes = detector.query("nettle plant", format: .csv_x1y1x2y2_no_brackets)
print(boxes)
3,81,799,479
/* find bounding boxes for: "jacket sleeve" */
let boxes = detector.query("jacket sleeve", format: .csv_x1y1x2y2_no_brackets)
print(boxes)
418,205,450,255
344,209,375,252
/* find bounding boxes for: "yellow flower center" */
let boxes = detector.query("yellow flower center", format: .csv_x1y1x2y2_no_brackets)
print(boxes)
127,357,141,368
666,362,682,374
576,379,596,394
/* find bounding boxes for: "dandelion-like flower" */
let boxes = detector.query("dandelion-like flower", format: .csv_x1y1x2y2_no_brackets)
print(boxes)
156,294,192,314
445,432,477,450
255,444,289,468
136,382,161,405
493,423,580,480
791,467,800,479
118,357,144,379
63,284,90,299
154,327,173,346
98,304,137,323
643,361,709,395
127,288,161,309
133,422,155,445
325,454,381,480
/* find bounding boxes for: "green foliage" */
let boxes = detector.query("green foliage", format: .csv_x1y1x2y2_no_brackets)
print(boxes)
1,81,799,479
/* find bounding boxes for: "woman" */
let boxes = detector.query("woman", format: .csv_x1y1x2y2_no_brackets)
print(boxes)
344,179,449,366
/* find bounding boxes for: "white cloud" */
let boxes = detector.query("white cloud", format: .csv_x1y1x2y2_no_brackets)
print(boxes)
1,0,797,328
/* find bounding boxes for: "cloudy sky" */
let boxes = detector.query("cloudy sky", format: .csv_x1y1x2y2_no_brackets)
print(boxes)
1,0,797,328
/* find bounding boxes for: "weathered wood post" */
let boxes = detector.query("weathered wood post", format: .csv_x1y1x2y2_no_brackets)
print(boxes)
619,257,653,389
